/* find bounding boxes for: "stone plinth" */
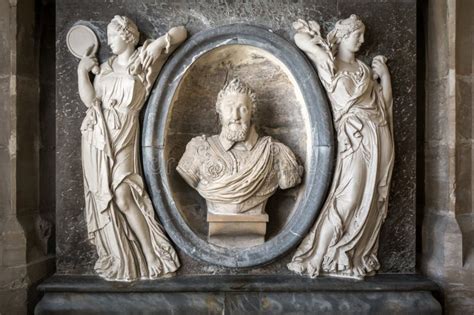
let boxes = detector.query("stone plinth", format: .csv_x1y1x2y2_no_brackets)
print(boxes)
207,214,269,248
35,274,441,315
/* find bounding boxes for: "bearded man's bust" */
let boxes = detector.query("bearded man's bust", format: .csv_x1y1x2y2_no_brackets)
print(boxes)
177,78,303,248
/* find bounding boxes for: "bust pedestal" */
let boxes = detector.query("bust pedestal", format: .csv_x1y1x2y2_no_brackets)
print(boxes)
207,213,269,248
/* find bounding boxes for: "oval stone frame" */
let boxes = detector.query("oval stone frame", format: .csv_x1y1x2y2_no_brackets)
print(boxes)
142,24,334,268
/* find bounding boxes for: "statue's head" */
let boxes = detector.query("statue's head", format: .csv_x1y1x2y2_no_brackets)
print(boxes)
215,78,257,142
107,15,140,55
328,14,365,53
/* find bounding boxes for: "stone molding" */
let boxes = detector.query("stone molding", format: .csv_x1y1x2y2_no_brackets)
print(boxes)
142,23,334,268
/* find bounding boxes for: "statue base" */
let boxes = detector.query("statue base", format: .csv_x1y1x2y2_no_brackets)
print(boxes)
35,274,441,314
207,213,269,248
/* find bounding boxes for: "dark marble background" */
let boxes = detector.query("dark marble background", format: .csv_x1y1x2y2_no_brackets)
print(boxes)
56,0,417,275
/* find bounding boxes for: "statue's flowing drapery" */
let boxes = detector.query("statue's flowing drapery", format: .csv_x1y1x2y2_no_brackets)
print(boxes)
288,55,394,279
81,45,179,281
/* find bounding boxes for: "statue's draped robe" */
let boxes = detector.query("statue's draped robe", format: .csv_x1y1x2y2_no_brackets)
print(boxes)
177,129,302,215
81,43,179,281
288,58,394,279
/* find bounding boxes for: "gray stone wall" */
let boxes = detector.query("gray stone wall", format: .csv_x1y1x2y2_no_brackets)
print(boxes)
0,0,55,314
56,0,417,276
421,0,474,313
0,1,25,312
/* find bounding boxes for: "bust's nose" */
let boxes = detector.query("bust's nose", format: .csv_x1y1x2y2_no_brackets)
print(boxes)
231,107,240,120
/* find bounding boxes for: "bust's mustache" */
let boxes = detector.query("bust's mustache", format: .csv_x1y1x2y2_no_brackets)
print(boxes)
221,119,249,142
227,119,243,125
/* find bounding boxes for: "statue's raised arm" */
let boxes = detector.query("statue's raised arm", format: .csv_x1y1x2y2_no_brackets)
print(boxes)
76,16,187,281
288,15,395,280
292,19,336,86
292,20,332,60
138,25,187,90
142,25,187,63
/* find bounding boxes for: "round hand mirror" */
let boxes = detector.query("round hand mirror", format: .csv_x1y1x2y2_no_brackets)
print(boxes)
66,24,100,74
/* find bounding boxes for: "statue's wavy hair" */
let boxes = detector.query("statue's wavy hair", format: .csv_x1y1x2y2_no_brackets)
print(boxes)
215,78,257,115
108,15,140,46
327,14,365,52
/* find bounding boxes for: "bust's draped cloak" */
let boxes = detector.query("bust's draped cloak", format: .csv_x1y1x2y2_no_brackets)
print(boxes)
177,130,303,215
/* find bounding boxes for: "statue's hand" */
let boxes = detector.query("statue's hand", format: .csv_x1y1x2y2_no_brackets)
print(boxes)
293,19,321,37
78,46,99,74
78,55,98,73
141,35,170,70
371,55,389,80
141,46,160,70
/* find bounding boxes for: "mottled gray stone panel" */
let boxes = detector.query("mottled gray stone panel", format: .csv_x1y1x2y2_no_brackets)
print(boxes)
36,291,441,315
224,292,440,315
36,292,225,315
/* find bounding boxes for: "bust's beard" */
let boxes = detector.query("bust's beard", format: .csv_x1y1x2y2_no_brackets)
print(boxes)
222,122,249,142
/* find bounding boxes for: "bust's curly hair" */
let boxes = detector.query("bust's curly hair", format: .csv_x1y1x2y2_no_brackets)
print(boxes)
215,78,257,115
108,15,140,46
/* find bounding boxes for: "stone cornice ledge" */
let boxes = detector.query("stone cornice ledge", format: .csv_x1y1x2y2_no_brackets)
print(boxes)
38,274,440,293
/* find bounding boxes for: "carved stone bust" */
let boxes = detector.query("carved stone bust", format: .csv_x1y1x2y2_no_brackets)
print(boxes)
177,78,303,248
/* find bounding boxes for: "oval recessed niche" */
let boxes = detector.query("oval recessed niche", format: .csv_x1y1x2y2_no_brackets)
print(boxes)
142,24,334,268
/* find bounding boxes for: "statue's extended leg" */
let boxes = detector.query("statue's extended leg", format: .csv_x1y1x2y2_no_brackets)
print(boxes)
115,183,162,277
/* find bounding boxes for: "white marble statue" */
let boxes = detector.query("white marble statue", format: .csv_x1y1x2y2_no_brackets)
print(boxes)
177,78,303,247
288,15,394,279
77,16,187,281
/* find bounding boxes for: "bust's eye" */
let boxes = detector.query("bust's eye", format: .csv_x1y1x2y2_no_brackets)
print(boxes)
240,107,248,113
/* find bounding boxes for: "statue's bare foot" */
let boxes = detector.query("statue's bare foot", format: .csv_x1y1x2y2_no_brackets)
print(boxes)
307,257,321,278
287,261,304,274
147,256,163,277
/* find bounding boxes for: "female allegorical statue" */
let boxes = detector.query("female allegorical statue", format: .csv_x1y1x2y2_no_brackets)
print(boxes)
288,15,394,279
77,16,187,281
